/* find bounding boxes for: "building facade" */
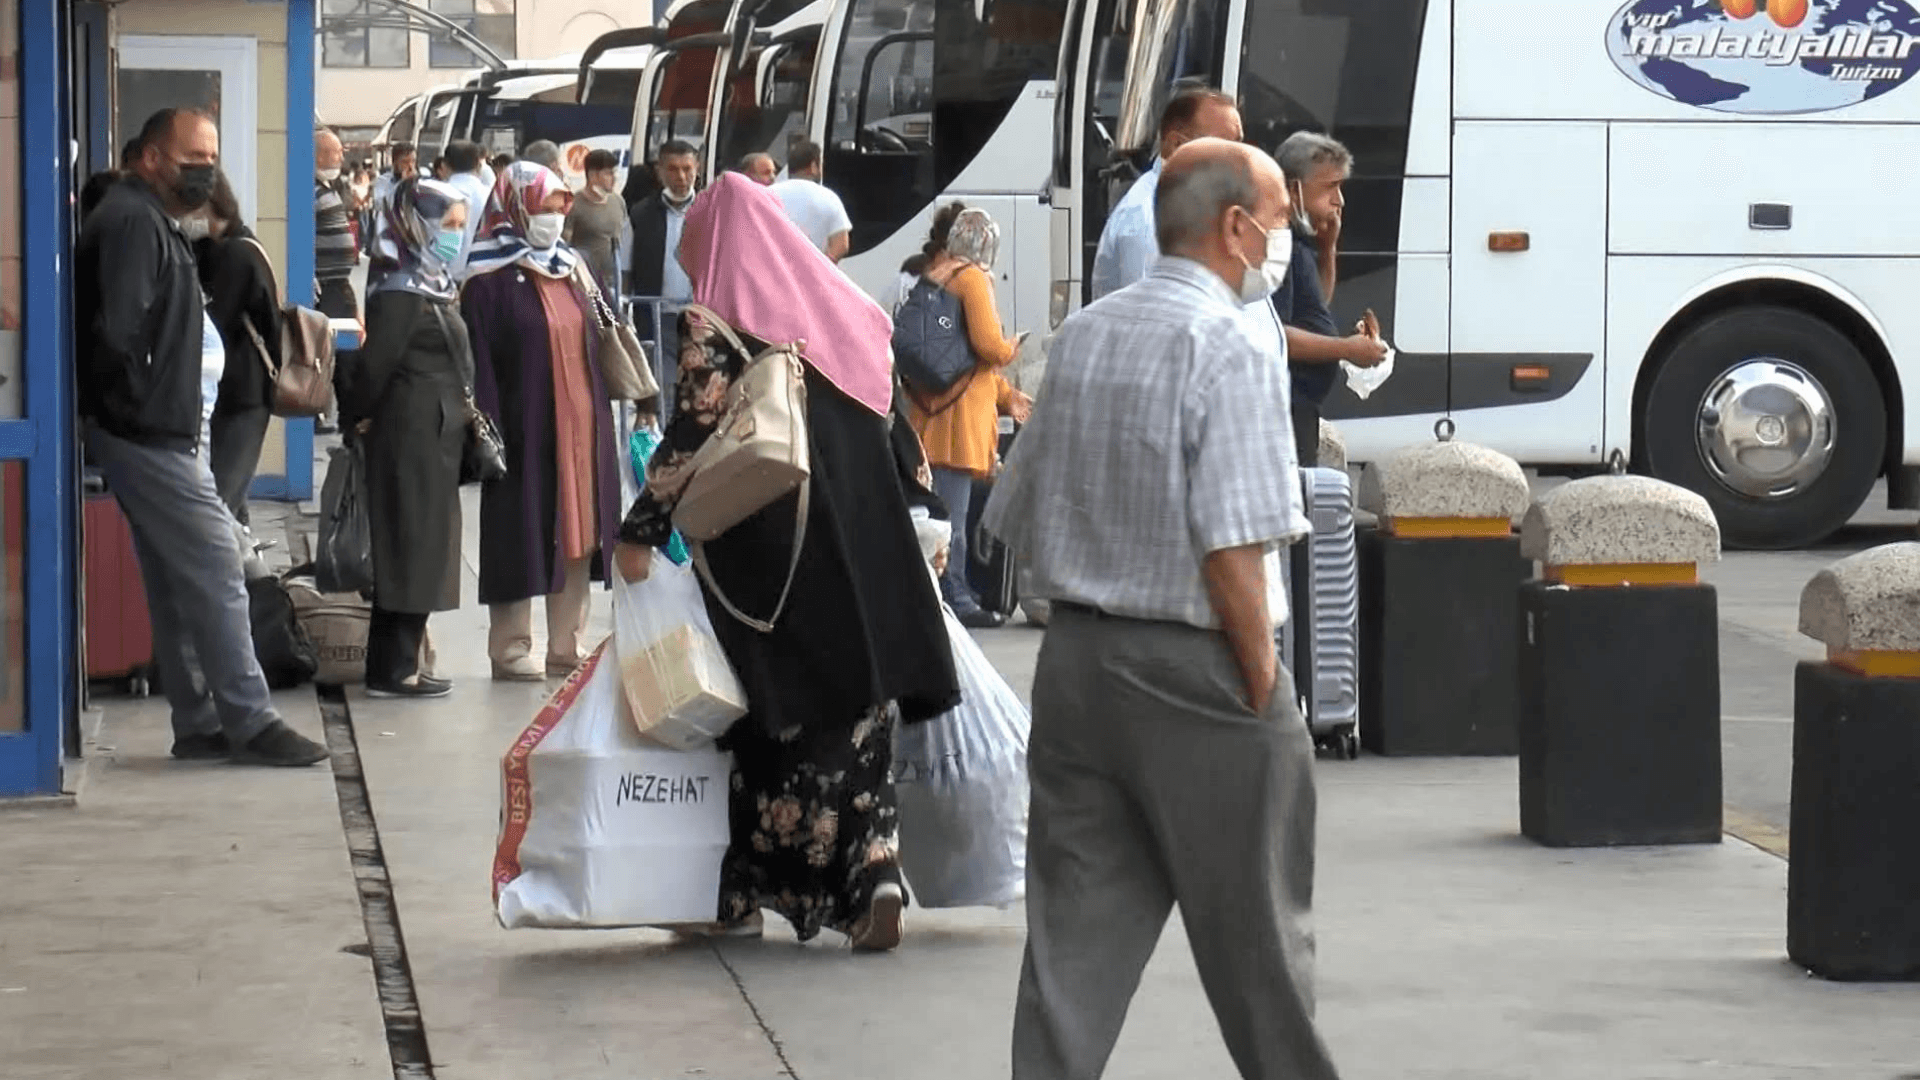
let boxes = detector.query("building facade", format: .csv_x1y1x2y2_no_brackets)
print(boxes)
319,0,660,137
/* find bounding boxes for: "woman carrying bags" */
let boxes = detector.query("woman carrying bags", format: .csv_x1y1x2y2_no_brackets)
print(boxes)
612,173,958,952
901,204,1032,629
462,161,624,682
347,176,474,698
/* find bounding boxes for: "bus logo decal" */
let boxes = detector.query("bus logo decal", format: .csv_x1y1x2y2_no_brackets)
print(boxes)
1606,0,1920,114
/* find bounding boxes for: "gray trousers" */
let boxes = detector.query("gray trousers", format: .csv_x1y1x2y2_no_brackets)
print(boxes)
208,405,271,525
86,424,279,745
1012,609,1339,1080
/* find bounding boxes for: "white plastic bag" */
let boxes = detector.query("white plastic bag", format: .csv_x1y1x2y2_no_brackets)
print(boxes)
894,605,1031,909
1340,347,1397,400
612,560,748,750
493,643,733,929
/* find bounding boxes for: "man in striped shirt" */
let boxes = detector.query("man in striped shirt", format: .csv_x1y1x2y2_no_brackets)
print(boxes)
986,138,1339,1080
314,128,359,432
314,128,358,321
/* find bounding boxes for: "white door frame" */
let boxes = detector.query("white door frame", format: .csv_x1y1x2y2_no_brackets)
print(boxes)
117,35,260,226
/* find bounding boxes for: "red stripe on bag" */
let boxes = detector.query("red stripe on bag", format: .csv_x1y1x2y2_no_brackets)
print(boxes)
491,642,608,900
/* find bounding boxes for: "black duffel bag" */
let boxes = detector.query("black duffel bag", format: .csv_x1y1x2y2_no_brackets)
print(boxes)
248,574,319,690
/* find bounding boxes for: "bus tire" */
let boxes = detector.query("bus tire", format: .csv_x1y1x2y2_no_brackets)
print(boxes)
1640,305,1884,550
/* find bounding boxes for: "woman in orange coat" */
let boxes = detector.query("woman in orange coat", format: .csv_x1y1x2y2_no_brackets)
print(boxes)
905,204,1032,629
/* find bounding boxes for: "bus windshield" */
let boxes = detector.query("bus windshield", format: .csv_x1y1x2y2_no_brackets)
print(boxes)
714,35,819,171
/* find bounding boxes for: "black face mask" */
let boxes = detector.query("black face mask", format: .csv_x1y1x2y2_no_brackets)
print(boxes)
173,163,217,211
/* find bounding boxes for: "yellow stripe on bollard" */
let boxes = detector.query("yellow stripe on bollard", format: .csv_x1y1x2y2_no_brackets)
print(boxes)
1545,563,1700,588
1828,649,1920,679
1385,516,1512,539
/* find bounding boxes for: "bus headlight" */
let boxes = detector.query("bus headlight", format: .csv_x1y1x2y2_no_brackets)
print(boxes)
1050,281,1072,330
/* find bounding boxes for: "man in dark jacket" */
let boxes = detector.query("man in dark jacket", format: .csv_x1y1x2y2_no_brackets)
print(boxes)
627,140,701,420
76,108,329,767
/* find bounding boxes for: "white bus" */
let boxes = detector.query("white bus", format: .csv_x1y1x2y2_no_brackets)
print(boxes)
1053,0,1920,549
707,0,828,178
807,0,1067,331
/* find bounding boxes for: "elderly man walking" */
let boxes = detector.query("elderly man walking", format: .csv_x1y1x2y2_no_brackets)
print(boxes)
985,138,1340,1080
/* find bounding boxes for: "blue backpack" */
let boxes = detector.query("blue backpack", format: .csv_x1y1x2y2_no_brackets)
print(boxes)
892,276,978,398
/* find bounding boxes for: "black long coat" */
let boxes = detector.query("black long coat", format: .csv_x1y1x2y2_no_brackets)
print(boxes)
350,289,466,614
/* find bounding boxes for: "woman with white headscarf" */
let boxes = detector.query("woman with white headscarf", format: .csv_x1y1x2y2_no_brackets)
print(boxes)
461,161,622,682
347,175,474,698
901,204,1033,629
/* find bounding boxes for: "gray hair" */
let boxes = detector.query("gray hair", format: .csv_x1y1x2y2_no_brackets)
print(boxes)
521,140,563,170
1275,131,1352,236
1154,154,1259,257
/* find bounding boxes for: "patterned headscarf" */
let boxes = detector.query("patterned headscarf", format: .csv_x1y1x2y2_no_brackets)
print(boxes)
946,208,1000,271
370,176,467,301
462,160,580,280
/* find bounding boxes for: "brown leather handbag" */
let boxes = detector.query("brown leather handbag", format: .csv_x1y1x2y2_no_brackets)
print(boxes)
571,264,659,405
238,236,337,418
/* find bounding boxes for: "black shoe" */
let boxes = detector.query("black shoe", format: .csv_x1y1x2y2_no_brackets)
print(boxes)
170,731,231,760
314,418,339,435
957,608,1007,630
230,721,330,767
366,675,453,699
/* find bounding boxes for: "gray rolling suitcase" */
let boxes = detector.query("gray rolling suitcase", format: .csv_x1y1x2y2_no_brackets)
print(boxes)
1287,466,1362,759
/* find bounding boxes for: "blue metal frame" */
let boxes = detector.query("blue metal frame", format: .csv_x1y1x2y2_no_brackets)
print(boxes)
0,0,79,796
274,0,319,502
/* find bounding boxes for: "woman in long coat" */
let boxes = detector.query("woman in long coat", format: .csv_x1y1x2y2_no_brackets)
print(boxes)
613,174,959,951
347,176,472,697
461,162,622,681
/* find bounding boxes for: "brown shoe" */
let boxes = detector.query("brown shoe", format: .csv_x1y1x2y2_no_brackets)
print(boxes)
850,883,905,952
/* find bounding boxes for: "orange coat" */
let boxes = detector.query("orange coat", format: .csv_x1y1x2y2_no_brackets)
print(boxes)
907,264,1018,478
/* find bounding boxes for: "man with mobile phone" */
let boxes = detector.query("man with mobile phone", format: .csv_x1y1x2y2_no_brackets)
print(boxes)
1272,131,1386,467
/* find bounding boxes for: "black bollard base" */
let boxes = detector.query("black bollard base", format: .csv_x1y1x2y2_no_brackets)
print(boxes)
1517,581,1722,847
1788,662,1920,981
1358,529,1528,756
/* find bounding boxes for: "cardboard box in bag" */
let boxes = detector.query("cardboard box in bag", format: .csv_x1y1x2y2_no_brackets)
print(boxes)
619,624,748,750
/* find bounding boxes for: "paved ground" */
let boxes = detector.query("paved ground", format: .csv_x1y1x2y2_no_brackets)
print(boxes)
4,477,1917,1079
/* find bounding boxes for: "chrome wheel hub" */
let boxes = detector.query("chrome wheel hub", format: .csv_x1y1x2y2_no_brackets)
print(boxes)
1696,358,1835,500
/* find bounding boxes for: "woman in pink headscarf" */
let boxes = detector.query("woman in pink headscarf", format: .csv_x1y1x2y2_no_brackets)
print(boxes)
461,161,623,682
613,173,958,952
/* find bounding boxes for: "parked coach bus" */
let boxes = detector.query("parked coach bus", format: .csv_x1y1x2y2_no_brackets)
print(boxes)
1054,0,1920,548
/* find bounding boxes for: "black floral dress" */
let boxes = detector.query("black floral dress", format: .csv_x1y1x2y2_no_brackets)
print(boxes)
621,311,955,941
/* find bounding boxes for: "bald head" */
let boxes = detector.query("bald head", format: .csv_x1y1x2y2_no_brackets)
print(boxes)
1155,138,1291,294
315,129,344,177
740,152,777,185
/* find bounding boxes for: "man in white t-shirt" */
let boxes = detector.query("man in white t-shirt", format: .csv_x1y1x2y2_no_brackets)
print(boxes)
769,140,852,262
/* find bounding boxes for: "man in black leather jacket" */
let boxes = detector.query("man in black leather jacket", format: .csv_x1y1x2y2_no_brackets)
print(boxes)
76,108,328,768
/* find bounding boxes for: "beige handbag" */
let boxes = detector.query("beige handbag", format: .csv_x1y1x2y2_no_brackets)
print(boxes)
571,264,659,405
672,304,811,633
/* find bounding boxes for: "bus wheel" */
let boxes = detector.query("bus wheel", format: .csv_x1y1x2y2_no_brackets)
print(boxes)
1641,305,1884,550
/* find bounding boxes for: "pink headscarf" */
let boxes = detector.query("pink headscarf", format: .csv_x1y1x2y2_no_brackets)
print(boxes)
681,172,894,417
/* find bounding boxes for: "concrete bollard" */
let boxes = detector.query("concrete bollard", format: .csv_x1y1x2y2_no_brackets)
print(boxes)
1516,470,1723,847
1317,419,1347,473
1356,422,1531,755
1788,542,1920,981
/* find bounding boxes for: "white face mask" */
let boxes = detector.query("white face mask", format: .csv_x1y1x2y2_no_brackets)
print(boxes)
317,166,341,184
1234,210,1293,305
525,211,565,250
